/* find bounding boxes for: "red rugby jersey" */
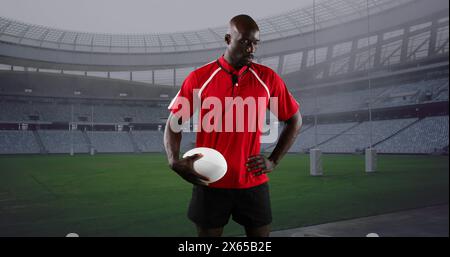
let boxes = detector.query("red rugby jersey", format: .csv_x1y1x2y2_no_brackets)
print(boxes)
169,56,299,189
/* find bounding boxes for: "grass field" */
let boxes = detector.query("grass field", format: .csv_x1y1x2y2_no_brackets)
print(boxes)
0,153,448,237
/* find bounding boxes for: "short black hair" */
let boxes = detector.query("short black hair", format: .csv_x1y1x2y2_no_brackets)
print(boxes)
229,14,259,31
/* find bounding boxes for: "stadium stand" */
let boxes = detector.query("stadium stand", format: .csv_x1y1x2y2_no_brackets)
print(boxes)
298,87,386,115
290,122,359,152
319,118,418,153
0,130,40,154
38,130,89,153
88,131,134,153
375,116,449,154
132,130,165,152
180,132,197,153
0,100,168,123
297,78,448,115
374,79,449,108
1,115,448,155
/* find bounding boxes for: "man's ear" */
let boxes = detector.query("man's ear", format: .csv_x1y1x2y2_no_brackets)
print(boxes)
224,34,231,45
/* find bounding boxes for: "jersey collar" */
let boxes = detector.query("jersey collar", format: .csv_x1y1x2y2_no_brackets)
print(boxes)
218,55,251,76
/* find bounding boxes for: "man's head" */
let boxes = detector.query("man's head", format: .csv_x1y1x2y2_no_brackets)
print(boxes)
224,14,260,68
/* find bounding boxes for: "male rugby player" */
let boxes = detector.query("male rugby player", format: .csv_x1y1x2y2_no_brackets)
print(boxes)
164,14,302,237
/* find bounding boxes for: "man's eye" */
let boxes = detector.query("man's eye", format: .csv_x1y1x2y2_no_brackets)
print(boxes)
241,40,259,46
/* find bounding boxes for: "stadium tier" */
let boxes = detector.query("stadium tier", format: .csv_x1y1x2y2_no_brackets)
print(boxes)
0,77,447,122
0,100,170,123
88,131,134,153
298,79,449,115
375,115,449,154
292,122,359,152
0,130,40,154
0,115,448,155
319,118,418,153
38,129,89,154
131,131,164,153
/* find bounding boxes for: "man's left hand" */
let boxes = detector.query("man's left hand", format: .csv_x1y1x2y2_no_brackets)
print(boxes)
246,154,277,176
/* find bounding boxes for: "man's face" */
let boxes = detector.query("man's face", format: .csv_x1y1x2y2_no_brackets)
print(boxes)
226,28,260,67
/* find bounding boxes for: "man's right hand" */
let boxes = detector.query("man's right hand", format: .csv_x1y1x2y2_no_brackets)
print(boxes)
169,154,210,186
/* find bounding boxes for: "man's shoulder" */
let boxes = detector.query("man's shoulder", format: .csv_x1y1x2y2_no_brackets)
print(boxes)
181,60,219,88
250,61,280,83
192,60,220,78
250,61,275,73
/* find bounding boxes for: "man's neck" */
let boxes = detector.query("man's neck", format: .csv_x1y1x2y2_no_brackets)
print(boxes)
223,52,243,71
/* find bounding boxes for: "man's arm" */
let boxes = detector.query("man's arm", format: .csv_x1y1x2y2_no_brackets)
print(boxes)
164,113,209,185
246,111,302,175
164,113,182,167
268,111,302,165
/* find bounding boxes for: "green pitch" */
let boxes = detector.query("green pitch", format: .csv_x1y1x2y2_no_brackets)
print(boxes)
0,153,448,236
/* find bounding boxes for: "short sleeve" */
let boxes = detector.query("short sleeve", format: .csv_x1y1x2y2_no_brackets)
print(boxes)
269,72,300,121
168,71,197,118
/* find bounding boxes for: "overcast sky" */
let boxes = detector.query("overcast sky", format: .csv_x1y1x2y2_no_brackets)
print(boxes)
0,0,313,34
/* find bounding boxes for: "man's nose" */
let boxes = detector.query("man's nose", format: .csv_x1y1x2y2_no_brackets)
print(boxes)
246,43,256,53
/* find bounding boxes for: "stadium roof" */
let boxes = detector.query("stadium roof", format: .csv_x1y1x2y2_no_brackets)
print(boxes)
0,0,415,53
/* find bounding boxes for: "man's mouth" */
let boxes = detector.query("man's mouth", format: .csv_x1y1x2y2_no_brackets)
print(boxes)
245,55,254,61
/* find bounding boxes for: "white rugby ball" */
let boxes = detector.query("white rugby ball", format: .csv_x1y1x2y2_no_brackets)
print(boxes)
183,147,227,183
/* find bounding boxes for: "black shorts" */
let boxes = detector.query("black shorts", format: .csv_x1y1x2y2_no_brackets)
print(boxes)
188,182,272,229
